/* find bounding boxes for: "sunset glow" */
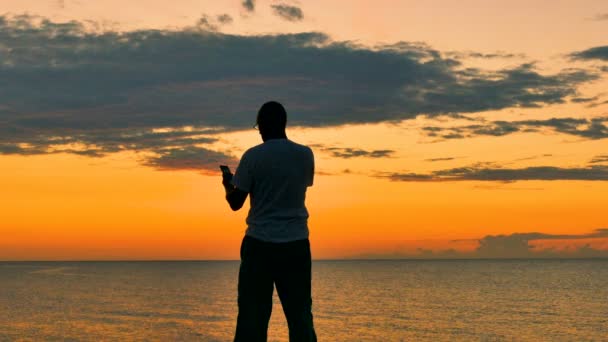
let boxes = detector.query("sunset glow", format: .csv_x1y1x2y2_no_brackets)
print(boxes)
1,0,607,260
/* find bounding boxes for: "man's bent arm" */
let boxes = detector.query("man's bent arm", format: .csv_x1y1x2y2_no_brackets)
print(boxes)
224,184,248,211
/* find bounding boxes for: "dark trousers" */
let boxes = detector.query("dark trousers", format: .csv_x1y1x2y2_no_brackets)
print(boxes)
234,235,317,342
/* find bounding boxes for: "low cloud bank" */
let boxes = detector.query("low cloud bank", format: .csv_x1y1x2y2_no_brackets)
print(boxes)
352,229,608,259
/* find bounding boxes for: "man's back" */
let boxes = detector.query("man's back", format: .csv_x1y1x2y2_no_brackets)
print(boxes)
225,101,317,341
232,138,314,243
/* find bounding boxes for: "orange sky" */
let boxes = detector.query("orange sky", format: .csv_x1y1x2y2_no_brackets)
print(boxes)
1,1,607,260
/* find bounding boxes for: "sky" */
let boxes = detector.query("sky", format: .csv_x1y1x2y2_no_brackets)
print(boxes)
1,0,608,260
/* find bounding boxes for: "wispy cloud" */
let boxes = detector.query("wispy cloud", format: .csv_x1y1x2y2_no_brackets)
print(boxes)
589,154,608,164
216,14,233,25
591,13,608,21
381,164,608,182
271,4,304,22
570,95,601,103
312,145,395,159
421,117,608,141
196,14,233,31
445,51,526,60
424,157,458,162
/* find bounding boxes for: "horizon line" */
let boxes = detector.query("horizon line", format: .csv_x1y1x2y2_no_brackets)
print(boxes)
2,257,608,262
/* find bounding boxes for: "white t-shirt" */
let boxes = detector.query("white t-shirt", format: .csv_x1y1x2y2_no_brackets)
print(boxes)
231,138,314,243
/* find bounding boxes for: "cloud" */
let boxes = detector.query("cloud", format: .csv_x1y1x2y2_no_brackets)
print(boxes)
271,4,304,22
474,229,608,258
0,143,50,155
142,146,236,173
445,51,525,59
313,145,395,159
424,157,457,162
381,164,608,182
242,0,255,12
351,229,608,259
592,13,608,21
196,15,217,30
197,14,233,31
217,14,233,25
570,95,600,103
587,99,608,108
0,125,229,172
571,45,608,61
0,15,596,129
589,155,608,164
421,117,608,140
0,15,600,172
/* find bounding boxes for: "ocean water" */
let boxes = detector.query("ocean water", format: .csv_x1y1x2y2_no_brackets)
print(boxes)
1,260,607,341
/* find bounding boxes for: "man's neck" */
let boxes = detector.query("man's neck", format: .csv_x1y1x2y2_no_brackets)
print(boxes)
262,132,287,142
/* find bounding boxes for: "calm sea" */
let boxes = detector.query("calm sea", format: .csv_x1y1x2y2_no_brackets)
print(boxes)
1,260,606,341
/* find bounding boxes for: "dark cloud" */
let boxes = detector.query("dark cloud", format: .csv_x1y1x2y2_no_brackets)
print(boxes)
589,155,608,164
0,15,599,171
571,45,608,61
0,15,596,130
351,229,608,259
271,4,304,21
242,0,255,12
422,117,608,140
382,165,608,182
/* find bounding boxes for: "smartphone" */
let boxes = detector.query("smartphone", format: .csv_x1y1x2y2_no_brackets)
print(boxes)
219,165,232,175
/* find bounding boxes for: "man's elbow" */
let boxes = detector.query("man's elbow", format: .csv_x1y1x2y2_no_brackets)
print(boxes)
229,202,243,211
226,189,247,211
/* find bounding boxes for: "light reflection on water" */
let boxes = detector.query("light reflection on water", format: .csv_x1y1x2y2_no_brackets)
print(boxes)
1,260,607,341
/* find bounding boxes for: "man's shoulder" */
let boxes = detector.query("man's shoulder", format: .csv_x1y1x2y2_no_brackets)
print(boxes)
242,143,265,157
287,139,313,154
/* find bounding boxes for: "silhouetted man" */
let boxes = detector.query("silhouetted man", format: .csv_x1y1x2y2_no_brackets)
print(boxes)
222,101,317,342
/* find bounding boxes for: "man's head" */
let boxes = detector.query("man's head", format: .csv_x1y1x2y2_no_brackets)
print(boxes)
256,101,287,136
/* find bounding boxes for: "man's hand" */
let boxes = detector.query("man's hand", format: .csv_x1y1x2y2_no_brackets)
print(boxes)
221,170,248,211
222,171,233,188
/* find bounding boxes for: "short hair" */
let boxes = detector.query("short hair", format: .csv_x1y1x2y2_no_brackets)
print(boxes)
257,101,287,131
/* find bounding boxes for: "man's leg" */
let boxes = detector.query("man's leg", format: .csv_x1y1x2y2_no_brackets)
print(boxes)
274,239,317,342
234,236,274,342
